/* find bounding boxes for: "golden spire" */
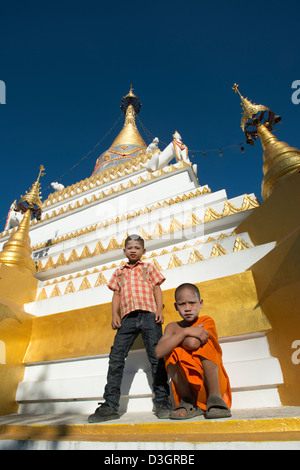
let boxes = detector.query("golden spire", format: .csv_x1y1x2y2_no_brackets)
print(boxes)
233,84,300,199
110,87,146,148
0,166,45,273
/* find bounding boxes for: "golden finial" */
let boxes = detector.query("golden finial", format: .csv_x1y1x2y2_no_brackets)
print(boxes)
128,84,135,97
18,165,45,219
232,83,270,133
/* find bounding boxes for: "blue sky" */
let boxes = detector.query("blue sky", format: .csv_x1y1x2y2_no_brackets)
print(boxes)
1,0,299,229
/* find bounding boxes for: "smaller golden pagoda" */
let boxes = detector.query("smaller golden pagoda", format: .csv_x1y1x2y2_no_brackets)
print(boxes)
0,165,45,274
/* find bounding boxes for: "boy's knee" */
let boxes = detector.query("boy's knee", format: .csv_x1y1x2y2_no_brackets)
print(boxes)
182,337,201,351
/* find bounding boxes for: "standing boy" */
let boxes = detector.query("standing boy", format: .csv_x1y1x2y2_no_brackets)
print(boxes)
155,283,231,419
88,234,171,422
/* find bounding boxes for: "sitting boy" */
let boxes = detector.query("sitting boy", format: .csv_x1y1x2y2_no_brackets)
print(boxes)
155,283,231,419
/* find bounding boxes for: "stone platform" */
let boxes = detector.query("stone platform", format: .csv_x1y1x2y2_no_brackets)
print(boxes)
0,407,300,450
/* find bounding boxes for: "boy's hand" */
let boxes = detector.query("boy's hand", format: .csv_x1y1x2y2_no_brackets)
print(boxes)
155,308,164,325
111,312,121,330
186,324,209,346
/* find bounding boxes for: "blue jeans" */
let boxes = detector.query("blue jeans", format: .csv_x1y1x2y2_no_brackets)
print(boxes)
103,310,170,410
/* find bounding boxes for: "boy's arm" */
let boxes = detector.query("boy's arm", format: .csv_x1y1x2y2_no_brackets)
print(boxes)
153,284,164,324
155,323,188,358
155,323,210,358
111,291,121,330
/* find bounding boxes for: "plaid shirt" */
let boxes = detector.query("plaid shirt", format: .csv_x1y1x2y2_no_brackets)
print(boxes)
107,260,165,318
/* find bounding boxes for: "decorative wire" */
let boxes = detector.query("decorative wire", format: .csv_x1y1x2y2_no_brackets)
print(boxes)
41,113,124,193
137,115,245,155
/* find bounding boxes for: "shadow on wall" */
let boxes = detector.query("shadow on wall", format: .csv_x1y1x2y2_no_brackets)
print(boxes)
16,338,168,416
250,226,300,406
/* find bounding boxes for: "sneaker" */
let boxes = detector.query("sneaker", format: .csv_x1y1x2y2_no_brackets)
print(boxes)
155,401,172,419
88,402,119,423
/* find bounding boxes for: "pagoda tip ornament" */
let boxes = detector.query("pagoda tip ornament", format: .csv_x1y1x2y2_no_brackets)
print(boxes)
120,85,142,116
0,165,45,273
17,165,45,220
232,83,281,145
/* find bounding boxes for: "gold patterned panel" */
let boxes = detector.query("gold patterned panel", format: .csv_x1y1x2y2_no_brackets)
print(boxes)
241,194,260,210
184,212,202,227
44,257,55,270
50,284,61,298
222,200,241,216
151,223,167,238
234,237,251,251
151,259,162,271
94,273,107,287
167,254,183,269
210,242,228,257
36,287,47,301
188,249,205,263
64,281,75,295
78,277,91,291
68,249,79,263
93,241,105,255
139,227,151,240
56,253,67,266
80,246,92,260
169,218,183,232
204,207,222,222
106,238,121,251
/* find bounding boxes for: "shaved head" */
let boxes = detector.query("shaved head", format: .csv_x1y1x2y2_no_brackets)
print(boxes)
175,283,200,301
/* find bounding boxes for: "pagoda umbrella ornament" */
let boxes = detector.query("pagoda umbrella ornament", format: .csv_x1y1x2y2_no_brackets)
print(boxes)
233,84,300,199
120,85,142,116
232,83,281,145
17,165,45,220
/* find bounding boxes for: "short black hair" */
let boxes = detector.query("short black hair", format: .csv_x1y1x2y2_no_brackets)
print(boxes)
175,283,201,301
124,234,145,248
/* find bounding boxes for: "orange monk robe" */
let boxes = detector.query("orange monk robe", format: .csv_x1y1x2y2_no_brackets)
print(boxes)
164,315,232,411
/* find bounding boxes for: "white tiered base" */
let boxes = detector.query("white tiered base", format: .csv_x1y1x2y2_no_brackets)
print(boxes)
16,333,283,415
